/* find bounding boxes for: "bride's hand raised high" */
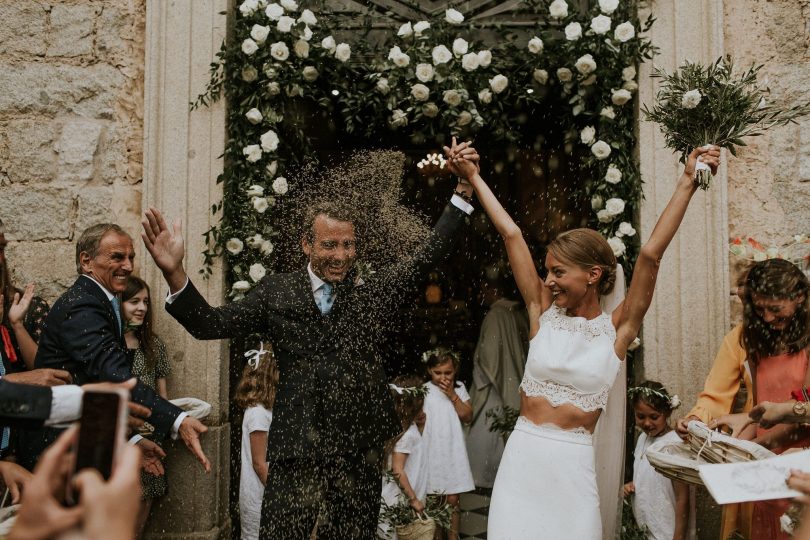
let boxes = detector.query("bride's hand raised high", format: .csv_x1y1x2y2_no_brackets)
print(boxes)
443,137,479,181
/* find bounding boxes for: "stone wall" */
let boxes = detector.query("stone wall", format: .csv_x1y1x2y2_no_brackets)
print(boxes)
0,0,146,301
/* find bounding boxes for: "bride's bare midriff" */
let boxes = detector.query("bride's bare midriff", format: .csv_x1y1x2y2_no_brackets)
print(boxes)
520,391,601,433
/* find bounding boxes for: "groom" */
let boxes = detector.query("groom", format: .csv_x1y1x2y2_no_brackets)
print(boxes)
141,175,474,539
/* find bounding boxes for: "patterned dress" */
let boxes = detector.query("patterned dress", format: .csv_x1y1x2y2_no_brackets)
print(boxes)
128,336,172,500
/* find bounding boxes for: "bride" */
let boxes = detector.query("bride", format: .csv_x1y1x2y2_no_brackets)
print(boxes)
444,139,720,539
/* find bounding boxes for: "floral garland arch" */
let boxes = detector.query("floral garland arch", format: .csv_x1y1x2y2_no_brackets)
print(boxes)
195,0,655,296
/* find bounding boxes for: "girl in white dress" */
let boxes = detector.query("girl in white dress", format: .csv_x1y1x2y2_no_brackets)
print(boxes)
421,348,475,540
235,345,277,540
442,138,721,539
625,381,695,540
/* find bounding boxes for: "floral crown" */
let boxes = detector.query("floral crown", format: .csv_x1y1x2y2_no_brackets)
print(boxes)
420,347,461,365
729,235,809,264
627,385,681,410
388,383,428,399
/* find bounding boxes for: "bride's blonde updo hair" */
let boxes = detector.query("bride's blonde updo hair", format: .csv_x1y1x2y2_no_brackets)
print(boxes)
548,228,617,296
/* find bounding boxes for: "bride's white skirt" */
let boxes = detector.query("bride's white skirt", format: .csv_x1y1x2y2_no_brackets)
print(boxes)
487,417,601,540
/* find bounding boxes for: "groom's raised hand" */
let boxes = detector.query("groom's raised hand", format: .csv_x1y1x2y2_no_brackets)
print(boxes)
141,208,188,293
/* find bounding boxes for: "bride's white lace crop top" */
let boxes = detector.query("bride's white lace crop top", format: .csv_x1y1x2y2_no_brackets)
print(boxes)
520,304,621,412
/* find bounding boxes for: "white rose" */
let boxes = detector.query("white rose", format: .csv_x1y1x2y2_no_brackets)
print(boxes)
239,0,259,16
242,38,259,55
260,129,279,152
232,280,252,293
302,66,319,82
266,160,278,176
478,88,492,104
605,164,622,184
245,108,263,124
556,67,573,82
549,0,568,19
681,89,702,109
597,209,613,223
533,69,549,84
608,236,626,257
564,22,582,41
622,80,638,92
599,0,619,13
443,89,462,106
226,238,244,255
321,35,336,52
591,195,604,210
489,74,508,94
614,21,635,42
572,104,584,116
575,53,597,75
413,20,430,34
411,83,430,101
260,240,274,256
376,77,390,95
247,233,264,248
452,37,469,56
415,63,434,82
397,22,413,37
265,2,284,20
590,14,612,34
243,144,262,162
390,109,408,128
622,65,636,81
277,15,295,32
457,111,473,126
611,88,632,105
253,197,269,213
266,81,281,96
618,222,636,237
301,25,313,42
272,176,288,194
600,106,616,120
334,43,351,62
422,102,439,118
279,0,297,10
270,41,290,61
298,8,317,25
241,65,258,82
251,24,271,43
528,36,544,54
582,74,597,86
249,263,267,282
393,52,410,67
461,52,480,71
432,45,452,65
605,197,625,215
294,39,310,58
445,8,464,24
477,50,492,67
591,140,612,160
246,185,265,197
580,126,596,145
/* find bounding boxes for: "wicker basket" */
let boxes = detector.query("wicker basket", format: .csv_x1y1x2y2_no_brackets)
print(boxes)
687,421,775,464
395,513,436,540
646,438,709,485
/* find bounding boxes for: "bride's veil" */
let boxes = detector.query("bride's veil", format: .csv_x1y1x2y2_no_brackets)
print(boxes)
595,263,627,539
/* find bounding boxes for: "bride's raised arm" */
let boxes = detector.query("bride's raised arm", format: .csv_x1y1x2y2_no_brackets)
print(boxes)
613,146,721,353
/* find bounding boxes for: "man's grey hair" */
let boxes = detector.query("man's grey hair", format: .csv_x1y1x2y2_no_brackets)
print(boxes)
302,200,357,242
75,223,128,274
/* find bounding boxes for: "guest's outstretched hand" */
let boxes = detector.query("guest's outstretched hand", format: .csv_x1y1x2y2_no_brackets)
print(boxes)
749,400,794,429
709,412,756,439
142,208,188,292
684,145,721,177
0,461,33,504
6,283,36,326
788,470,810,504
136,438,167,476
179,416,211,473
4,368,72,387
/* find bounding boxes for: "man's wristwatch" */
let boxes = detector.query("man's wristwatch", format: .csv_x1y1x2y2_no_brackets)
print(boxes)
793,400,807,418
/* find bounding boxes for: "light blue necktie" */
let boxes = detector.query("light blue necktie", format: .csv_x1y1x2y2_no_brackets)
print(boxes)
0,358,8,451
318,283,334,315
110,297,123,335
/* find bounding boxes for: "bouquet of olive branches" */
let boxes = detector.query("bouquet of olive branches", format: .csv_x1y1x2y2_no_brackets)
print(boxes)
643,56,810,189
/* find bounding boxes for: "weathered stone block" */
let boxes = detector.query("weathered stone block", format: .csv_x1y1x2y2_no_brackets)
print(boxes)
95,4,135,63
46,4,98,58
54,119,103,183
0,186,76,241
2,119,57,184
5,241,77,302
74,186,116,233
0,2,47,57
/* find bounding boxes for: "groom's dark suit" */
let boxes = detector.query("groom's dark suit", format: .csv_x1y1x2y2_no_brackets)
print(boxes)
166,201,468,539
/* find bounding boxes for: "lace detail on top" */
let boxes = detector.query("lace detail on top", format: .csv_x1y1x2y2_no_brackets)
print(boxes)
541,303,615,341
520,376,611,412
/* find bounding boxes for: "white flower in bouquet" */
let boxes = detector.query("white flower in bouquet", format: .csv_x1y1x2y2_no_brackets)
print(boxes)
242,38,259,55
599,0,619,14
528,37,544,54
321,35,336,52
232,280,252,293
249,263,267,282
477,50,492,67
445,8,464,24
605,164,622,183
617,222,636,237
242,65,258,82
251,24,271,44
279,0,297,11
260,240,274,256
457,111,473,126
397,22,413,37
334,43,351,62
453,38,469,56
681,89,702,109
591,194,604,210
600,106,616,120
533,69,549,85
580,126,596,145
253,197,269,213
226,238,244,255
556,67,573,82
611,88,632,105
461,52,480,71
240,0,259,16
622,80,638,92
243,144,263,162
597,209,613,223
614,21,635,42
301,25,312,41
608,236,627,257
245,108,263,124
247,233,265,248
375,78,390,95
294,39,310,58
302,66,319,82
265,2,283,20
564,22,582,41
622,65,636,81
277,15,295,32
575,54,597,75
266,81,281,96
390,109,408,128
590,15,612,35
246,184,265,197
432,45,452,65
549,0,568,19
415,63,434,82
572,104,584,116
260,129,279,152
414,20,430,34
411,84,430,102
272,176,288,194
270,41,290,61
298,9,317,25
582,74,597,86
443,89,462,106
422,102,439,118
478,89,493,104
669,395,681,409
605,197,625,215
388,46,410,67
489,74,508,94
591,140,612,159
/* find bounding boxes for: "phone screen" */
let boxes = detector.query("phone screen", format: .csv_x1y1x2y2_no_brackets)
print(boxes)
75,391,122,480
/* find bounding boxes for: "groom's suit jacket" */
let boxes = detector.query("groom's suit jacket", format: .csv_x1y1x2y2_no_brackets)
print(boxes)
0,379,53,429
168,202,468,460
